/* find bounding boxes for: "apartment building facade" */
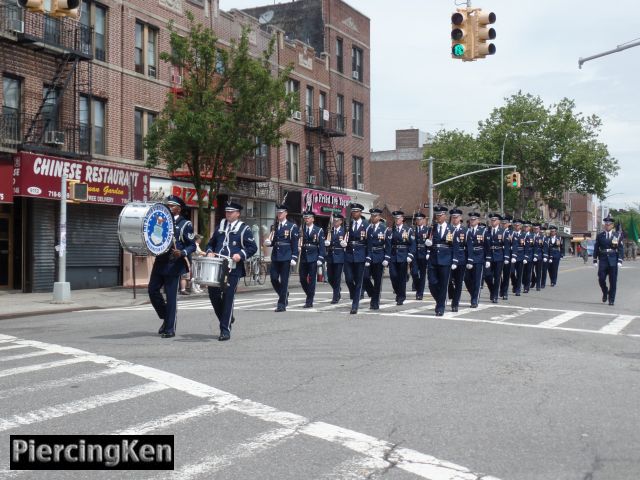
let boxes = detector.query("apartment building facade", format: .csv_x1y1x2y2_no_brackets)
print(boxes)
0,0,371,292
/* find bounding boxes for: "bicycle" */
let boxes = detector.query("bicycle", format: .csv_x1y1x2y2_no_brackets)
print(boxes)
244,255,267,286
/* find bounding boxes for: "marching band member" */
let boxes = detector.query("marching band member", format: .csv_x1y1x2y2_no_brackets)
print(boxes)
299,210,326,308
149,195,196,338
593,216,624,306
363,208,387,310
485,213,508,303
499,215,515,300
464,212,489,308
522,220,535,294
428,206,456,316
205,201,257,341
384,210,415,306
447,208,467,312
545,225,563,287
510,219,526,296
411,212,431,301
344,203,368,314
263,203,299,312
325,213,346,304
531,223,545,291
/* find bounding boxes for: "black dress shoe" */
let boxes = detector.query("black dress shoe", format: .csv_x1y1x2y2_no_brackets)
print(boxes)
609,301,614,306
492,298,498,304
602,293,608,303
330,300,339,304
416,295,423,300
303,303,313,308
160,332,175,338
523,289,529,294
551,283,556,287
435,311,443,317
275,306,286,312
158,322,166,334
471,303,478,308
536,287,540,291
218,333,231,341
502,296,508,300
451,306,458,312
515,293,521,296
231,315,235,324
350,308,357,314
370,304,379,310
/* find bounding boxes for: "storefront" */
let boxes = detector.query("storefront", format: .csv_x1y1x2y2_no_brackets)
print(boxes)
12,152,150,292
0,157,14,289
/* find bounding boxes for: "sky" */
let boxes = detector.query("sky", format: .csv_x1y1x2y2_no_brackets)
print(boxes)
221,0,640,209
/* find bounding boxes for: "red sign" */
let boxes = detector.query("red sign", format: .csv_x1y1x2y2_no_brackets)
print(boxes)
171,184,214,208
0,159,13,204
13,153,150,205
302,188,351,216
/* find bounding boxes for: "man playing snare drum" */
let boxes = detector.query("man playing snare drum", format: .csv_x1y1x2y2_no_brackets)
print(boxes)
205,201,257,341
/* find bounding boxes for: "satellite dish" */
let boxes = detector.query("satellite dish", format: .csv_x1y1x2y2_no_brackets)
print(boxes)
258,10,274,24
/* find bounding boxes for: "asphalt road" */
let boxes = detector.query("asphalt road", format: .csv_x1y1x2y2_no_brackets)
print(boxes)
1,257,639,480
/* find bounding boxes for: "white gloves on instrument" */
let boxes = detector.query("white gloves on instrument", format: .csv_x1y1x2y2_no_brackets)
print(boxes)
365,262,371,267
451,264,457,270
382,260,389,267
485,261,491,269
290,260,297,266
263,239,272,247
425,239,433,246
324,240,330,247
466,263,473,270
317,260,323,266
407,257,412,264
511,258,516,264
340,240,347,248
523,259,528,265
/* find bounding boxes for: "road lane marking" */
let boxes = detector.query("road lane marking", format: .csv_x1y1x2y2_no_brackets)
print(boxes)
491,308,535,322
599,315,636,335
537,311,582,328
112,404,222,435
319,455,390,479
0,358,88,379
0,382,168,432
0,345,30,352
444,304,492,318
0,350,53,362
0,333,498,480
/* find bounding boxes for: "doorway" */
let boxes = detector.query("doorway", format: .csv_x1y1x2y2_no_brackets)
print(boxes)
0,211,13,288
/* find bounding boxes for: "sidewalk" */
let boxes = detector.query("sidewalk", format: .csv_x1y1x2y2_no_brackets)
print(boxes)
0,281,280,320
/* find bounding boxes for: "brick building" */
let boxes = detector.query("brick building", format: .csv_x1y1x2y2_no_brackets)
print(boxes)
569,192,595,251
0,0,372,292
370,129,432,220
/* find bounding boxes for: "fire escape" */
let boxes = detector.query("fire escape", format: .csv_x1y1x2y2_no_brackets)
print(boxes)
0,1,93,158
304,108,346,192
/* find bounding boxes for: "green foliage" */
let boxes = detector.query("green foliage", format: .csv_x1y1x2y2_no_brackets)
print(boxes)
145,12,295,233
424,92,619,218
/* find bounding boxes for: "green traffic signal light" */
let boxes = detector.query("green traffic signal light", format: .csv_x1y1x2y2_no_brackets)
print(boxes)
512,180,518,187
452,44,465,57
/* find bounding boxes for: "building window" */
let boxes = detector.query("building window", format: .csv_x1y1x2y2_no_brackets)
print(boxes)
42,85,59,134
336,151,344,186
305,86,313,125
2,76,21,142
79,96,106,155
215,50,225,74
319,150,327,187
306,146,314,183
135,108,156,161
351,46,363,82
135,21,157,78
286,142,299,183
336,37,343,73
352,156,363,190
336,94,344,133
352,101,364,137
286,78,300,115
80,1,107,61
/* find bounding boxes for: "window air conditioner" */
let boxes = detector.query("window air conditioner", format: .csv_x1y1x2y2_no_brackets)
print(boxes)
44,130,65,145
357,182,365,191
308,175,316,184
352,70,359,80
292,111,302,120
11,19,24,34
171,74,183,86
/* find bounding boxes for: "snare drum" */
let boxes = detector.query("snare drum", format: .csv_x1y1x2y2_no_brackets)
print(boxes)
118,202,174,256
192,256,228,287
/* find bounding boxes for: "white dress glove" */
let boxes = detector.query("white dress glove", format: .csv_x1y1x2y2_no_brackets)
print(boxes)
340,240,347,248
382,260,389,267
290,259,297,266
365,261,371,267
593,261,598,267
543,258,548,263
407,257,413,264
263,239,272,247
504,257,509,262
466,263,473,270
317,260,323,266
451,264,457,270
511,258,516,264
618,262,622,268
523,259,528,264
425,239,433,247
485,261,491,269
533,258,538,263
324,240,330,247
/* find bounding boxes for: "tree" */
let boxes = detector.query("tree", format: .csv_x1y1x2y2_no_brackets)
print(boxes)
145,12,295,234
424,92,619,219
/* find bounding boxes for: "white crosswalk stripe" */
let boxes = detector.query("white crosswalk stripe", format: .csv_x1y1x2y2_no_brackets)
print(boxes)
537,311,582,328
599,315,636,335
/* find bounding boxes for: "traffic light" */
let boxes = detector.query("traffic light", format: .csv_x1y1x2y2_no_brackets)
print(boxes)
506,172,521,188
68,181,88,202
17,0,45,13
472,10,496,59
50,0,81,18
451,9,474,61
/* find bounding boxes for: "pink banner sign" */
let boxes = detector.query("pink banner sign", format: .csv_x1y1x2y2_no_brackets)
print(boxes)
302,188,351,216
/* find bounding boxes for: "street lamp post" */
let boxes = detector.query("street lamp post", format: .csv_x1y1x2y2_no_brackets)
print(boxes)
500,120,538,214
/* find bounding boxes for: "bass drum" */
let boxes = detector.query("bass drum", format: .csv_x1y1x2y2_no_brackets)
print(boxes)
118,202,174,256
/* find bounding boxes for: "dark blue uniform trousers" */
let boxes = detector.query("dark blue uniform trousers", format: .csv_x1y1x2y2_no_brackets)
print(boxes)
548,258,560,285
523,262,533,292
363,263,384,307
299,261,318,305
512,261,525,294
428,264,451,314
327,263,343,302
500,262,512,298
541,261,549,287
598,262,619,302
208,275,239,336
344,261,365,309
448,266,465,308
464,264,484,305
411,258,428,298
389,261,408,303
532,260,542,289
489,261,503,300
149,270,181,335
270,261,291,309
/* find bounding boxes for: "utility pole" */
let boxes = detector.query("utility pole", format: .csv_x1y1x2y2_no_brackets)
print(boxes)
579,39,640,69
52,174,71,303
428,157,434,222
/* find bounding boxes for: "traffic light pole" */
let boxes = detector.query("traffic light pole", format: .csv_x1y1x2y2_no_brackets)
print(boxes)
53,174,71,303
579,39,640,69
